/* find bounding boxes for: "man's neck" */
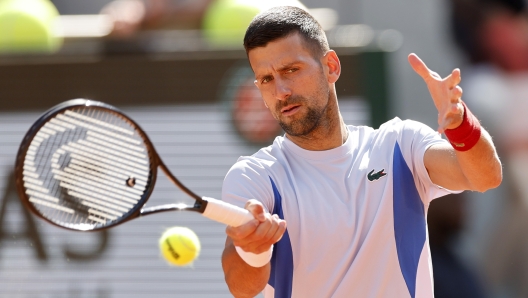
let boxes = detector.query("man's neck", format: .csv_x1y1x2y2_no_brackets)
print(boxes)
285,116,348,151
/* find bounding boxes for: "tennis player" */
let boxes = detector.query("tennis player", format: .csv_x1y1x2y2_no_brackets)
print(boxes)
221,6,502,298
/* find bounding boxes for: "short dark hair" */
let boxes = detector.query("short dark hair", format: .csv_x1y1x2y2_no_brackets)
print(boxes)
243,6,330,57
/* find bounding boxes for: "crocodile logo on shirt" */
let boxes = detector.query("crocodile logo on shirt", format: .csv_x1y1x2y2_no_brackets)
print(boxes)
367,169,387,181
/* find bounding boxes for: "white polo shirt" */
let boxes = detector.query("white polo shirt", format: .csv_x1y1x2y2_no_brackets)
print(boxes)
222,118,455,298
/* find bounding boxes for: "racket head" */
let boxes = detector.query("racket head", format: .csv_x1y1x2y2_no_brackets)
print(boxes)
15,99,159,231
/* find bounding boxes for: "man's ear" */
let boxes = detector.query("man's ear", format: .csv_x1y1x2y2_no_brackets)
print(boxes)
324,50,341,83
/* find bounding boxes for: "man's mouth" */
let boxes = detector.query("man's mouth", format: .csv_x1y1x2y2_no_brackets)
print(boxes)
281,104,301,116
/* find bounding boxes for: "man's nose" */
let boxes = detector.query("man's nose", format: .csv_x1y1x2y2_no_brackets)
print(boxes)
274,78,291,100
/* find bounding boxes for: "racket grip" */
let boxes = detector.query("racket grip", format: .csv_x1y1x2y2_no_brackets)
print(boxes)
201,197,254,227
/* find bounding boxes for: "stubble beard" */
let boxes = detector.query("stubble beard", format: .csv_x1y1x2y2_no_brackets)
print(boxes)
276,90,330,137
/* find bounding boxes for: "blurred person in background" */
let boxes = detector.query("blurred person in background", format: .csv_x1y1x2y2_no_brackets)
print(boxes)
99,0,214,38
450,0,528,296
50,0,214,37
428,194,487,298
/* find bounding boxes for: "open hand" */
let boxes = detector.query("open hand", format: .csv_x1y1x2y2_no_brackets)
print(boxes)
408,53,464,133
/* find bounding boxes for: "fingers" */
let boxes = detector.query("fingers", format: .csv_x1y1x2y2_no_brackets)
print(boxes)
438,86,463,133
226,218,260,240
227,210,287,254
245,199,266,222
446,68,461,89
408,52,465,132
451,85,463,100
408,53,440,81
254,214,287,253
437,102,463,133
408,53,429,79
409,54,462,87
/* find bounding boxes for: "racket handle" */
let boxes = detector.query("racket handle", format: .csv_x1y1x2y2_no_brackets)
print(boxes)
201,197,254,227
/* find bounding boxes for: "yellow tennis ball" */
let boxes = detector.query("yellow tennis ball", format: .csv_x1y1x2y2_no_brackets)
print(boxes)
0,0,62,53
159,227,201,266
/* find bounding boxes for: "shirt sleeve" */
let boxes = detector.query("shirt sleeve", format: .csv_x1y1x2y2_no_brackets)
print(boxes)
398,120,461,204
221,157,275,213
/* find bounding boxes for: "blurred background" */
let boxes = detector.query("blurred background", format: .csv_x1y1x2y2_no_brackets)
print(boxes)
0,0,525,297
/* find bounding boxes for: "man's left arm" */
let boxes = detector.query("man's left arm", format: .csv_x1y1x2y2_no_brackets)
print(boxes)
409,53,502,192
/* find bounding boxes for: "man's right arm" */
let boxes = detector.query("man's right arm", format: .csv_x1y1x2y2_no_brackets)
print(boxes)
221,200,286,297
222,237,271,297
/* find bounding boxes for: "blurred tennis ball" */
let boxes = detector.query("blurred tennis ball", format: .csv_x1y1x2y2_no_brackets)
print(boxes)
159,227,201,266
0,0,62,53
202,0,307,48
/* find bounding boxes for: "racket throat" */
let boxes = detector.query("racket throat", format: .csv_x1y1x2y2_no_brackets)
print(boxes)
140,199,206,217
194,199,207,213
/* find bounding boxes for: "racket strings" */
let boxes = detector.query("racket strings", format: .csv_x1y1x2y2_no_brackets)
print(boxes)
22,107,153,230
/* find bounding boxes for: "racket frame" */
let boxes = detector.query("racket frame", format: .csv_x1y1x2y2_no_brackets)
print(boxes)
14,99,208,231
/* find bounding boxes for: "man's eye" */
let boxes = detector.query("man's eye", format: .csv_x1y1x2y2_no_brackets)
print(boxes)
287,68,298,73
262,77,272,84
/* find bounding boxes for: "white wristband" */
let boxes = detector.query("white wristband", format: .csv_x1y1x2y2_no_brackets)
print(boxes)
235,245,273,268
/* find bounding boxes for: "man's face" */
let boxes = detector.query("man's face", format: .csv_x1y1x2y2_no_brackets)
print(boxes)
248,33,331,137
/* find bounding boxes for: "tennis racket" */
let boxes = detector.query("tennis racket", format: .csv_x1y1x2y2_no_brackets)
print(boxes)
14,99,253,231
